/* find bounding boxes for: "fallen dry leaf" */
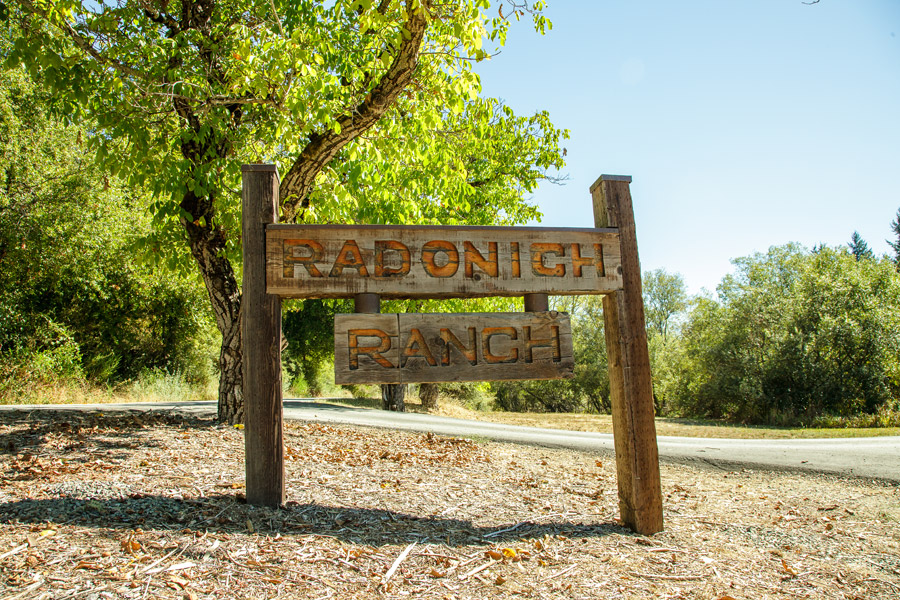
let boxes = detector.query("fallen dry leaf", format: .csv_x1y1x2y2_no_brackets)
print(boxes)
781,559,798,576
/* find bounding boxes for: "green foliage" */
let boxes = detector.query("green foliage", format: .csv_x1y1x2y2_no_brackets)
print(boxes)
282,299,351,396
643,269,687,340
12,0,567,258
849,231,874,261
0,64,216,398
668,244,900,424
317,99,565,227
888,208,900,270
642,269,688,414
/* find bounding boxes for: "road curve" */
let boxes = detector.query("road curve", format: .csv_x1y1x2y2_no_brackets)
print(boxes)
2,400,898,482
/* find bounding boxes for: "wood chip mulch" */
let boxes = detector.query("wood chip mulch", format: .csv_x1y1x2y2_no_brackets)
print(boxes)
0,409,898,599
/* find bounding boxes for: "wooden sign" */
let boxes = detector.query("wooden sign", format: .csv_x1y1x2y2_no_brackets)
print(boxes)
267,224,622,298
243,166,662,536
334,312,574,384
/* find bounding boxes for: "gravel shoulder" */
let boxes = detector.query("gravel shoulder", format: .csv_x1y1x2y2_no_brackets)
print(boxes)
0,409,898,599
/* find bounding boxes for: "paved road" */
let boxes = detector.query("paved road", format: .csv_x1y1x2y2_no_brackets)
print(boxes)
3,400,898,482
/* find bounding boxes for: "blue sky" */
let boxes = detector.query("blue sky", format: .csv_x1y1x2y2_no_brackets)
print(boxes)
476,0,900,294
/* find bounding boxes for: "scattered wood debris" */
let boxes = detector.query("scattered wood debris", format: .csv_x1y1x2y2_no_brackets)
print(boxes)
0,409,897,599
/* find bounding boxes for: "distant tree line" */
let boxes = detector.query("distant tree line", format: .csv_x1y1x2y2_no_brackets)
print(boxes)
492,229,900,427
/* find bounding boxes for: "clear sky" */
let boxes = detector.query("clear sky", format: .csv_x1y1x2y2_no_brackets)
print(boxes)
475,0,900,294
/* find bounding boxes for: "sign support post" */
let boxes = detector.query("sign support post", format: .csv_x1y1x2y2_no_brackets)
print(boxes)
591,175,663,534
524,293,549,312
241,164,285,507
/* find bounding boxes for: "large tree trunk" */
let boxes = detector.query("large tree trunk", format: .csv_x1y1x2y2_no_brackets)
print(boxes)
419,383,439,410
215,311,243,424
381,384,407,412
181,191,244,424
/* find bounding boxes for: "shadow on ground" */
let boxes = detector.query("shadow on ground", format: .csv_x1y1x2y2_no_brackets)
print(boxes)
0,409,218,458
0,494,622,548
0,408,624,548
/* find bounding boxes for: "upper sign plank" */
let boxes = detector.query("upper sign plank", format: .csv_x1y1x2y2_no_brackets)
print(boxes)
266,224,623,298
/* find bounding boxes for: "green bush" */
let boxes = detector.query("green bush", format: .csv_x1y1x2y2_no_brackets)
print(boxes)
668,245,900,424
0,65,216,398
282,299,352,396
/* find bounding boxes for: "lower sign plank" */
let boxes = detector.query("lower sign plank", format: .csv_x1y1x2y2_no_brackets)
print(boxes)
334,312,574,384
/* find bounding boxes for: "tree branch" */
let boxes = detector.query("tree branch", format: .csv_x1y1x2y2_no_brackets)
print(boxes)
20,0,150,83
278,0,429,221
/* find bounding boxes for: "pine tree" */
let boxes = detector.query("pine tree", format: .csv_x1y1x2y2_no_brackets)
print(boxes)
887,209,900,270
849,231,874,261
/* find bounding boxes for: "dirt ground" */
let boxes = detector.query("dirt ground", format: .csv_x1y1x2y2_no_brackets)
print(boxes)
0,409,898,600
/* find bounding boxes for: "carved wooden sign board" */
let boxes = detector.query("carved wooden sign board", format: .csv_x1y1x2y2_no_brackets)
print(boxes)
333,311,574,384
266,224,623,298
265,224,619,383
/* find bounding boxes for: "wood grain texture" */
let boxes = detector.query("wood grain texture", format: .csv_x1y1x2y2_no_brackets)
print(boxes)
591,175,663,535
333,314,401,384
334,312,573,384
267,225,622,298
241,165,284,507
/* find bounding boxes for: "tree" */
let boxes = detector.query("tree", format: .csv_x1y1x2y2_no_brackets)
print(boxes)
888,208,900,270
849,231,873,261
668,244,900,424
642,269,687,341
13,0,566,422
0,63,214,396
418,383,439,409
641,269,688,414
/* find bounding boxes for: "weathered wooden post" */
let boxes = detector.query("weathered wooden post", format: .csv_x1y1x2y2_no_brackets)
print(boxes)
524,293,549,312
591,175,663,534
241,164,284,507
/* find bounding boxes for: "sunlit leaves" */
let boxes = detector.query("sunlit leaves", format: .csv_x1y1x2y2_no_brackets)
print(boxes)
668,245,900,423
15,0,563,254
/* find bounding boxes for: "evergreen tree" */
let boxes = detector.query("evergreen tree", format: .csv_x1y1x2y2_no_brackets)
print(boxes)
888,208,900,270
849,231,874,261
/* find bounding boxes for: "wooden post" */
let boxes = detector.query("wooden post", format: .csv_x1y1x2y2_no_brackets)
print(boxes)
355,293,381,314
590,175,663,535
524,293,549,312
241,164,284,507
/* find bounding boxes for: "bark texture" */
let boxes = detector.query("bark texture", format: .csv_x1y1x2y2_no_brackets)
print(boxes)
180,191,244,424
382,384,407,412
418,383,439,410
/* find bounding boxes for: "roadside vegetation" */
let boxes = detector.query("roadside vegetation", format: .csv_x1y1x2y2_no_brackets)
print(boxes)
2,12,900,432
0,65,218,405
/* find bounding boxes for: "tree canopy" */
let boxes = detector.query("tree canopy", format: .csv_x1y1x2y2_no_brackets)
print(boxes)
668,244,900,424
11,0,568,422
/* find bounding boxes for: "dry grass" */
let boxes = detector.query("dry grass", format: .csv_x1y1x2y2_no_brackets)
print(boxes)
434,407,900,439
321,396,900,439
1,408,898,599
0,375,217,407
